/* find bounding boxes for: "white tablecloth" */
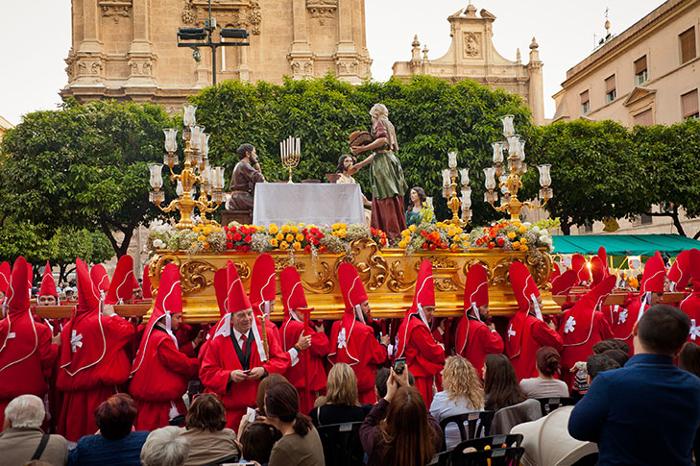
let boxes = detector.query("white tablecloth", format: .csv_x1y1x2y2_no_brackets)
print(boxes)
253,183,364,226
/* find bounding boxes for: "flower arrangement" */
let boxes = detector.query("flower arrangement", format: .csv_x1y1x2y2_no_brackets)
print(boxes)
370,227,388,248
469,219,554,252
147,219,228,255
223,224,260,252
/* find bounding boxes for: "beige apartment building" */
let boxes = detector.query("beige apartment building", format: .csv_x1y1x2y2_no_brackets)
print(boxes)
61,0,371,110
553,0,699,125
0,116,13,143
392,3,545,125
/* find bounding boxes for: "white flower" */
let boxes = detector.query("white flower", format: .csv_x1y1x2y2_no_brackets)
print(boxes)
153,239,165,249
532,226,541,234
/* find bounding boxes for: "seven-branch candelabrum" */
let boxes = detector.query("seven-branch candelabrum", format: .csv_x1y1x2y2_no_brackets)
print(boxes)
442,151,472,226
148,105,226,230
483,115,553,221
280,136,301,184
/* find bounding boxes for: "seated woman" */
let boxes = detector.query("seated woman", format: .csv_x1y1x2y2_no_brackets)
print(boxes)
405,187,429,227
429,356,485,450
484,354,527,412
519,346,569,399
239,422,282,466
336,154,374,224
180,394,239,466
310,363,370,427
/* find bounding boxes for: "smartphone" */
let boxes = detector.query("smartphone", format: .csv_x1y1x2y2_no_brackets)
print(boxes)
393,357,406,375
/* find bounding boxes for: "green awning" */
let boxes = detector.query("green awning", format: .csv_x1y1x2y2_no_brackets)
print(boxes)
552,234,700,257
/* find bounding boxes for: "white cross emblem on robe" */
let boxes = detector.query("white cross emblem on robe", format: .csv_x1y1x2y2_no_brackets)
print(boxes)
507,324,516,340
70,330,83,353
564,316,576,334
618,309,628,325
690,319,700,342
337,328,347,349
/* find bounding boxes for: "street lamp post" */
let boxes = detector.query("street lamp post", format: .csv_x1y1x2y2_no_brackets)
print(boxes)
177,0,251,85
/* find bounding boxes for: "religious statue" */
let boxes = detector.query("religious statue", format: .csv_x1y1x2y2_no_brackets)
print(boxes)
336,152,374,225
226,143,265,223
350,104,408,240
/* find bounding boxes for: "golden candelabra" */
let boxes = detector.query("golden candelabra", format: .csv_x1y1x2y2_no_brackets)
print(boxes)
149,105,226,230
483,115,553,221
280,136,301,184
441,152,472,227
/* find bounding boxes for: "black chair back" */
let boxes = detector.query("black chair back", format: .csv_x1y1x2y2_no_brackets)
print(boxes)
316,421,364,466
450,446,525,466
439,411,495,451
452,433,523,454
536,397,575,416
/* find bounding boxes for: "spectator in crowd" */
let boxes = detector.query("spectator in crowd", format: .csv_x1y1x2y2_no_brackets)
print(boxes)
429,356,485,450
180,394,239,466
592,339,629,355
239,422,281,466
0,395,68,466
679,342,700,377
569,305,700,465
374,367,415,400
141,426,190,466
360,368,442,466
519,346,569,399
68,393,148,466
600,349,628,367
512,353,619,466
484,354,527,412
264,380,324,466
310,363,370,427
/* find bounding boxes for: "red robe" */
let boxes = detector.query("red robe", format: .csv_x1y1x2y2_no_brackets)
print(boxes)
281,317,329,414
680,292,700,343
199,326,289,429
559,310,613,387
506,314,563,381
56,313,135,441
129,328,200,430
610,295,641,356
0,311,58,428
396,316,445,407
454,316,504,376
328,320,387,404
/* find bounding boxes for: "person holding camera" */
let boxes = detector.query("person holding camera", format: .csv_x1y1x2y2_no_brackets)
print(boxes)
360,367,442,466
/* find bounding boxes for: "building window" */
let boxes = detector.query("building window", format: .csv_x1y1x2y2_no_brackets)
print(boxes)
682,89,699,119
634,55,648,85
605,75,616,103
580,90,590,115
680,27,697,64
640,214,653,225
633,109,654,126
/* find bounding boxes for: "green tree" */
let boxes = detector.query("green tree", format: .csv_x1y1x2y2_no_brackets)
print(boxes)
528,120,647,235
633,119,700,238
0,100,176,256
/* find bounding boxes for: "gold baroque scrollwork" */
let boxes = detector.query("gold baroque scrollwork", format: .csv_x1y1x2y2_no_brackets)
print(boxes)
526,249,552,289
387,258,418,293
233,261,251,281
180,260,217,294
490,257,515,286
302,260,336,294
349,239,388,291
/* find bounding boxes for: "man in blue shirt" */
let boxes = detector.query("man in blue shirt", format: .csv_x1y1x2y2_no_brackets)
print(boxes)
569,304,700,466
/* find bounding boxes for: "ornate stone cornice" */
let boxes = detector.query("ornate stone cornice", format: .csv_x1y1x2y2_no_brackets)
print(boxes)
181,0,262,35
307,0,337,24
98,0,132,23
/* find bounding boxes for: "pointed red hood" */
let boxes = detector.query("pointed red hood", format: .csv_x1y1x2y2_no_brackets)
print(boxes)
75,258,100,315
590,256,609,286
280,266,307,321
226,261,251,314
249,254,276,318
131,263,181,375
408,260,435,318
572,254,591,285
6,257,30,315
141,264,153,299
105,255,137,305
550,262,561,283
668,249,698,291
551,269,578,296
506,261,541,360
90,264,110,295
464,263,488,316
329,262,369,365
562,275,616,346
641,252,666,294
0,261,10,296
38,261,58,298
213,267,228,317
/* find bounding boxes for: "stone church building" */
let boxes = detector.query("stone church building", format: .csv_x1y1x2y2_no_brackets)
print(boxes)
61,0,372,110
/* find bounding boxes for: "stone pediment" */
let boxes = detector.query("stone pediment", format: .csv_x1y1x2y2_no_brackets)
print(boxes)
623,86,656,107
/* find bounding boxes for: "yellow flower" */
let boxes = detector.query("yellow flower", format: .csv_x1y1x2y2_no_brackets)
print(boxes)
398,240,408,248
519,225,527,234
281,224,291,234
286,233,295,243
202,242,210,249
409,225,417,233
520,245,529,252
520,238,528,244
197,235,207,242
270,238,279,247
280,241,289,250
291,225,299,234
276,233,284,241
507,232,516,240
512,241,520,249
292,241,302,251
450,244,459,252
268,224,279,234
295,233,305,242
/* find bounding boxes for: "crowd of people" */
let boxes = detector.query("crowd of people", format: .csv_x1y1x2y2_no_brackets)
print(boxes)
0,246,699,466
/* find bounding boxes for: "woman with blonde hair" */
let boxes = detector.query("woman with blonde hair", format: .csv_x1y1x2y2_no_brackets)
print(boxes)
310,362,370,427
430,356,486,449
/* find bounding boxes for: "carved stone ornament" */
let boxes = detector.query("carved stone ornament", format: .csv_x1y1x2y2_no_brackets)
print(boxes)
307,0,337,24
65,48,77,80
99,0,133,23
183,0,262,35
463,32,481,58
129,59,154,77
336,59,358,75
291,60,314,76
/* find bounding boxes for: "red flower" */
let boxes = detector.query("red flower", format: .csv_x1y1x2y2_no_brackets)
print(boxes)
229,226,237,233
422,243,429,250
429,244,436,251
496,237,505,247
226,241,233,249
233,233,242,241
244,235,252,243
241,245,250,252
488,242,495,249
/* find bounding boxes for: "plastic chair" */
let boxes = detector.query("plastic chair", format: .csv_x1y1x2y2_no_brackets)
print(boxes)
536,396,576,416
439,411,495,451
316,421,364,466
450,446,525,466
452,433,524,453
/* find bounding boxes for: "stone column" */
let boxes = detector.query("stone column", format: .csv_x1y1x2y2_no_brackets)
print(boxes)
335,0,361,83
72,0,105,87
528,37,545,125
289,0,313,79
126,0,157,89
